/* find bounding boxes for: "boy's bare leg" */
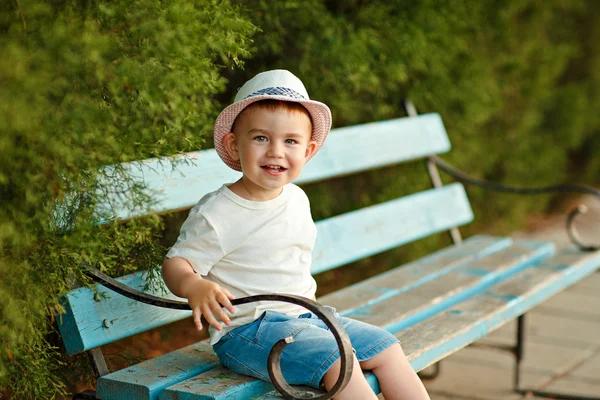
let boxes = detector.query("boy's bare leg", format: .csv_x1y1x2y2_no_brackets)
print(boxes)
323,355,378,400
359,343,431,400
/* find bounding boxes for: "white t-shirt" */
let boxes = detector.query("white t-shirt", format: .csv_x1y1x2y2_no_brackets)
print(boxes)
166,183,318,344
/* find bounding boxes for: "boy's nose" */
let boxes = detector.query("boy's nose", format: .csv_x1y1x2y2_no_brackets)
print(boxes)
267,142,284,158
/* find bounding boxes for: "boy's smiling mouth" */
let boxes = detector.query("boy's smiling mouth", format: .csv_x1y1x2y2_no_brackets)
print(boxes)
261,165,287,175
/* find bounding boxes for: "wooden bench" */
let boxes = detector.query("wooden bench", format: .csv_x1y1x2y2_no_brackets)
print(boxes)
58,103,600,400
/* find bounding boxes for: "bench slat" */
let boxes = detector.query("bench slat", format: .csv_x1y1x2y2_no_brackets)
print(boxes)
91,235,509,399
299,113,450,183
156,240,554,400
97,342,218,400
349,240,554,331
58,272,192,356
312,182,473,274
158,368,274,400
260,247,600,398
319,234,512,311
99,113,449,220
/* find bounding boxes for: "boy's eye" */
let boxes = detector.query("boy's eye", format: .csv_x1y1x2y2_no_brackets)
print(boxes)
253,136,268,142
285,139,297,144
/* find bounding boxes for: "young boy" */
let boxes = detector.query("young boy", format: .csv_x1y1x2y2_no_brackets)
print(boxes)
162,70,430,399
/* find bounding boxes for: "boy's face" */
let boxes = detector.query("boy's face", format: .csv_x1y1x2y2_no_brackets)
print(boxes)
223,106,317,201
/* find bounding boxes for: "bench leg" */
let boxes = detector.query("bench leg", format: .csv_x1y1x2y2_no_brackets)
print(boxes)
513,314,600,400
71,349,106,400
513,314,525,389
417,361,441,381
417,362,441,380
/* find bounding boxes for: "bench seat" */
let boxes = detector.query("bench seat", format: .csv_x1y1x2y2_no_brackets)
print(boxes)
93,235,600,400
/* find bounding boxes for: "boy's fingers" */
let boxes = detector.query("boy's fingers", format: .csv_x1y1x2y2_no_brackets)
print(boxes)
217,306,231,326
222,287,236,300
218,309,231,326
209,301,230,326
201,304,222,331
192,308,203,331
217,292,236,314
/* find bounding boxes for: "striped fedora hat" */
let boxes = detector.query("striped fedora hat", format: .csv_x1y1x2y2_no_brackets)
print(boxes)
214,69,332,171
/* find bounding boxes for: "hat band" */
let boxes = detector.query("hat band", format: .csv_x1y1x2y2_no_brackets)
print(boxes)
243,86,307,100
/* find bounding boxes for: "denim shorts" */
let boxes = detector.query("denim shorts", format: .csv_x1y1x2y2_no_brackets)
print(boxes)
212,306,399,388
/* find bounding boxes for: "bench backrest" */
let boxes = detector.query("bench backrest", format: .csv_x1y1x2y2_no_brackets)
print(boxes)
58,113,474,355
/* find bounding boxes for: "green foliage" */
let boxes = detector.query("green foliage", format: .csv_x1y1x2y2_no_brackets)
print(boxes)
229,0,600,233
0,0,256,397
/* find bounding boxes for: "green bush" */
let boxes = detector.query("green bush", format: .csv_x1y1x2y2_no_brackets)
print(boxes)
230,0,600,231
0,0,255,397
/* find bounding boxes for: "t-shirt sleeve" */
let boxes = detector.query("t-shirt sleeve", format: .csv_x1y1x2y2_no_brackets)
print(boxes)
165,210,225,276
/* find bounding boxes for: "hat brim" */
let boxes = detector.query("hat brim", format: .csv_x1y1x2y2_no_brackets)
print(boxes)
214,95,332,172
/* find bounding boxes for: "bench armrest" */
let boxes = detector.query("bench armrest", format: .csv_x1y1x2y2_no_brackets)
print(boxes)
82,263,353,400
430,155,600,251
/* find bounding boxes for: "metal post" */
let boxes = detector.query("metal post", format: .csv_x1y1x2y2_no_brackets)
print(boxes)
514,314,525,390
514,313,599,400
402,98,462,246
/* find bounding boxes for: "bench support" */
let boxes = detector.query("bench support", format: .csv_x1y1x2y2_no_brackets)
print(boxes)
513,314,525,390
417,363,441,380
71,349,106,399
87,348,109,378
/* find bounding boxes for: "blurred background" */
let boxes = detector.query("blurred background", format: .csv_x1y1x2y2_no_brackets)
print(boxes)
1,0,599,398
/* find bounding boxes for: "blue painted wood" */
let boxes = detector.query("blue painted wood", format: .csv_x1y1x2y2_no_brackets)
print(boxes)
57,296,86,357
320,234,512,312
95,113,450,221
58,271,191,356
59,183,471,354
83,235,510,399
158,368,274,400
97,342,218,400
298,113,450,184
311,183,473,274
350,240,554,332
402,246,600,372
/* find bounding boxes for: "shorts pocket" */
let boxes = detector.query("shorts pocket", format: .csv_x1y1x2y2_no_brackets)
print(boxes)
253,310,276,343
225,352,269,381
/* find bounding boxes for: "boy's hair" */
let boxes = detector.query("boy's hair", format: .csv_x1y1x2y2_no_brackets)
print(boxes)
232,100,313,134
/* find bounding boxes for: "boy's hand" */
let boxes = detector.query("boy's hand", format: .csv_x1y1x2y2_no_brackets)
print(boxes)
181,277,236,331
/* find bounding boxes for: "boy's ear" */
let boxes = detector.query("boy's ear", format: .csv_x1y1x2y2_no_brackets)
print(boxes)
304,140,318,160
222,132,239,161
